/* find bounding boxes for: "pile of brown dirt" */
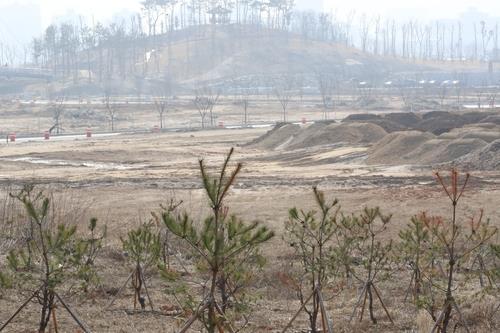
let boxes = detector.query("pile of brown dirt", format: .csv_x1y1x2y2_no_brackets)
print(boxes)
366,119,408,133
249,111,498,167
384,112,422,127
342,113,381,122
416,111,495,135
286,122,387,150
343,111,498,135
342,112,418,133
427,138,487,164
366,131,435,165
439,125,500,143
421,111,452,119
250,122,387,150
456,139,500,170
415,114,466,135
248,123,301,150
480,114,500,125
461,111,495,123
282,122,331,148
395,137,487,165
367,127,491,166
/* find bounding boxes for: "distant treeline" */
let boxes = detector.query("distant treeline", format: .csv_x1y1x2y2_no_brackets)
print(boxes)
14,1,499,84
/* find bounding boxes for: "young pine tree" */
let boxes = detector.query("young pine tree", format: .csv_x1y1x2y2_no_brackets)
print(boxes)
284,186,340,333
162,148,274,332
120,222,161,310
398,214,430,303
346,207,394,325
3,186,94,332
424,169,497,333
74,217,106,293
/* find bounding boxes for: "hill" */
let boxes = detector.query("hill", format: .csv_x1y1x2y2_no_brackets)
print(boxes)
6,25,428,96
148,26,424,86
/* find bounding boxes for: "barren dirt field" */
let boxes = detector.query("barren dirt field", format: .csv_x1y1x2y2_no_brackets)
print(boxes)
0,121,499,332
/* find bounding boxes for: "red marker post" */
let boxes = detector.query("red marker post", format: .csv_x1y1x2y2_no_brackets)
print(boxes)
9,133,16,142
44,131,50,140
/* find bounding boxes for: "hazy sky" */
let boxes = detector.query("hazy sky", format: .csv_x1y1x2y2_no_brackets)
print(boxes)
1,0,498,27
324,0,499,20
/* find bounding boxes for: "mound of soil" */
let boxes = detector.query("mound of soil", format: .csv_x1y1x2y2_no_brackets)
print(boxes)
342,113,381,122
460,112,494,124
438,125,500,143
459,131,500,143
367,119,408,133
404,138,487,165
479,114,500,125
456,139,500,170
248,123,301,150
416,114,466,135
282,122,331,148
384,112,422,128
342,112,417,133
250,122,387,150
432,138,488,163
286,122,387,150
421,111,452,119
416,111,499,135
366,131,435,165
367,126,490,165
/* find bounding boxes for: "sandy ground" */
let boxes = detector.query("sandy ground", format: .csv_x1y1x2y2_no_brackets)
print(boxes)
0,125,499,332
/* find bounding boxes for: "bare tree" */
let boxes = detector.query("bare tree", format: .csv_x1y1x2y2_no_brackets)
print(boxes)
399,86,416,112
153,79,172,129
237,87,251,126
374,15,381,55
438,85,448,107
49,98,65,135
474,23,479,61
193,87,220,128
104,84,117,132
154,96,168,129
359,14,370,53
488,91,498,108
480,21,494,61
316,72,336,120
274,75,294,122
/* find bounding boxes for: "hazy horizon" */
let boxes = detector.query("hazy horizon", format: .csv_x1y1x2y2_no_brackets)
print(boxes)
0,0,498,52
23,0,500,24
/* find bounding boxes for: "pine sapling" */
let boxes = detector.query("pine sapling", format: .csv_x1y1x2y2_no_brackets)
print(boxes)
113,223,161,311
425,169,497,333
162,148,274,333
1,186,92,332
347,207,394,325
398,214,430,303
283,186,339,333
